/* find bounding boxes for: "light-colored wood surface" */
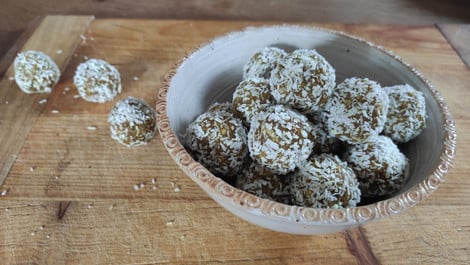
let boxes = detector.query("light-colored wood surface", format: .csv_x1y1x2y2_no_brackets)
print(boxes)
438,24,470,69
0,16,469,264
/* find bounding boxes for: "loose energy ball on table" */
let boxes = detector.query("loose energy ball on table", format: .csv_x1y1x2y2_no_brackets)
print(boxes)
108,97,157,147
248,104,314,174
74,58,121,103
232,78,275,126
243,47,287,80
270,49,336,113
14,50,60,93
185,109,248,177
236,160,291,204
289,153,361,208
383,84,427,143
325,77,389,144
344,135,409,198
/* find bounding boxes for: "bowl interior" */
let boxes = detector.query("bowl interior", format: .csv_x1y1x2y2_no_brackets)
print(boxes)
167,26,445,200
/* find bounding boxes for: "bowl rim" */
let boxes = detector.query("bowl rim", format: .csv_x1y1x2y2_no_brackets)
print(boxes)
155,24,457,226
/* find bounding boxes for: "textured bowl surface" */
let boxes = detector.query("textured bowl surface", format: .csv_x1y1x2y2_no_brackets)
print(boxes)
156,25,456,234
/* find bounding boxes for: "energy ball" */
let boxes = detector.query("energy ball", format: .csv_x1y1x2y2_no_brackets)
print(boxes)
109,97,157,147
289,153,361,208
74,58,121,103
185,109,248,177
14,50,60,93
270,49,336,113
344,135,409,198
232,78,275,125
236,160,291,204
243,47,287,80
383,84,426,143
325,77,389,144
248,104,314,174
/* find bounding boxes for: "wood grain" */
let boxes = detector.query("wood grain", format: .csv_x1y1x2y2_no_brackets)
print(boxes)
0,17,469,264
0,16,94,187
438,24,470,69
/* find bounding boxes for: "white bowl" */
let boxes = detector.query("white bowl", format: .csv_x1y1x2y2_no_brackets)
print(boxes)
156,25,456,234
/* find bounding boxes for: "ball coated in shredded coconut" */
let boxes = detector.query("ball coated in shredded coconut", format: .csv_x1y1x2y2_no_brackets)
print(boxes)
243,47,287,80
289,153,361,208
325,77,389,144
270,49,336,113
383,84,426,143
248,104,314,174
185,109,248,177
236,160,291,204
14,50,60,94
108,97,156,147
74,58,121,103
344,135,409,198
232,78,275,126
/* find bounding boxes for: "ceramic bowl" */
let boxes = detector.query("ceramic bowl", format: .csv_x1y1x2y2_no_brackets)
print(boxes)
156,25,456,234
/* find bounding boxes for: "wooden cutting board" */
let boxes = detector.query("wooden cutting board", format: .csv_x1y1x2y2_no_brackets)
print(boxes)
0,16,469,265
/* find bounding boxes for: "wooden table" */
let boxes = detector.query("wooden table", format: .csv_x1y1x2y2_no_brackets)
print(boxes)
0,16,469,265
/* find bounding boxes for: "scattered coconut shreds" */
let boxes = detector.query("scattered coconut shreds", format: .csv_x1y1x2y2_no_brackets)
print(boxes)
45,234,51,239
83,56,88,60
8,76,15,81
152,186,157,190
74,53,78,57
1,190,8,196
174,185,181,192
89,36,95,41
54,175,59,180
5,207,10,212
166,220,175,226
39,99,47,104
133,184,140,191
5,101,9,104
86,203,93,209
109,204,116,210
64,87,70,91
80,34,87,43
140,183,145,189
133,76,139,81
73,94,81,99
56,49,63,54
39,225,44,230
151,178,156,184
87,126,97,131
31,231,36,236
51,110,60,114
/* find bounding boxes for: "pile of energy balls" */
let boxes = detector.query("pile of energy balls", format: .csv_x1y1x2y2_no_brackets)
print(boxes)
185,47,427,209
13,50,156,147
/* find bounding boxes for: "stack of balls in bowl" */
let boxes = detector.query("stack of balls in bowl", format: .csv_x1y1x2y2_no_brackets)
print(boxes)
13,50,157,147
184,47,427,209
